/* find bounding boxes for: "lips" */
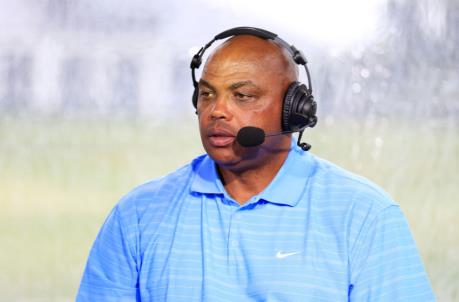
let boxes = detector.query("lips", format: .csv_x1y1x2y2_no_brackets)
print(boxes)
207,127,235,147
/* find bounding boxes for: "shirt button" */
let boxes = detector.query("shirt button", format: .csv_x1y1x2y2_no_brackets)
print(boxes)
231,240,239,247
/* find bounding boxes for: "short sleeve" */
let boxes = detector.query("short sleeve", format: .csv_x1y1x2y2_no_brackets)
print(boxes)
349,205,435,301
76,206,140,302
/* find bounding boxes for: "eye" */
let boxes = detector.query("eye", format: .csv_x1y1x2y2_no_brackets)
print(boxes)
199,90,214,99
234,92,253,102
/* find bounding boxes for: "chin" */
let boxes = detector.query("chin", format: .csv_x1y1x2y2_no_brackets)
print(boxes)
205,144,264,173
205,146,241,166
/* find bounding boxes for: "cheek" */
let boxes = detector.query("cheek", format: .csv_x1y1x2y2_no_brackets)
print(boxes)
253,100,283,129
233,110,279,133
198,115,208,136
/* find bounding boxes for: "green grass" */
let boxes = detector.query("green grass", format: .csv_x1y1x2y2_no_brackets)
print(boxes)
0,117,457,301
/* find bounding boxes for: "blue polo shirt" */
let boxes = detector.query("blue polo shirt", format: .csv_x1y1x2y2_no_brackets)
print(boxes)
77,142,435,301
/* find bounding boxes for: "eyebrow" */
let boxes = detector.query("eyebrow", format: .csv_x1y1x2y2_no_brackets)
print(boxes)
229,81,257,90
198,79,215,90
198,79,259,91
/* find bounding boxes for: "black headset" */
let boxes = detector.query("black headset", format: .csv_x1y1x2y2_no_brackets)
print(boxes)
190,26,317,150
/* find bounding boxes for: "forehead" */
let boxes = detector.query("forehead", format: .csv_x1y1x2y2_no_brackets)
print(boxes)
201,36,293,84
202,57,275,82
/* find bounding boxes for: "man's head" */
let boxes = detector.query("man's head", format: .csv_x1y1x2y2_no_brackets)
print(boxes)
196,34,298,172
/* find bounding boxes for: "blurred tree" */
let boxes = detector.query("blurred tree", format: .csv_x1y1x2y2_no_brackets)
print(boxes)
0,53,32,114
331,0,459,120
110,59,139,115
60,57,94,113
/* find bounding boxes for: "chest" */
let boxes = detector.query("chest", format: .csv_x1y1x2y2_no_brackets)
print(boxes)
137,198,349,301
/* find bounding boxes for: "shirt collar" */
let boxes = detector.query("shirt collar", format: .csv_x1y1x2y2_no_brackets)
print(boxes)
190,155,223,195
190,139,314,207
257,141,312,207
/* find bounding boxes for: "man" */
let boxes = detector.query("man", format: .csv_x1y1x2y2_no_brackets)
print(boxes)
77,28,435,301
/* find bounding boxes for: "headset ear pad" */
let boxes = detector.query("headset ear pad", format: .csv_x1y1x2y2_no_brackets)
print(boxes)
282,82,317,132
282,82,298,131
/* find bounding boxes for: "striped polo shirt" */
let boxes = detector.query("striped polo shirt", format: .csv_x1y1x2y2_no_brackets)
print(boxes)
77,141,435,301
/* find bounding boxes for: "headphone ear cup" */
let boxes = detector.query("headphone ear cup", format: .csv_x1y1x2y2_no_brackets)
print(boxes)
283,82,318,132
282,82,300,132
192,87,199,108
307,98,318,127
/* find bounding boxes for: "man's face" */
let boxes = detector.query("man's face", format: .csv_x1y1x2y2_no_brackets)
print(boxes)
196,37,293,171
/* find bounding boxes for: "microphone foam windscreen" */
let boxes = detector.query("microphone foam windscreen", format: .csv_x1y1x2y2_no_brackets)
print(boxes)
236,126,265,147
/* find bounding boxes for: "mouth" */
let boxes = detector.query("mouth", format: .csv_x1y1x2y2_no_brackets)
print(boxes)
207,128,235,147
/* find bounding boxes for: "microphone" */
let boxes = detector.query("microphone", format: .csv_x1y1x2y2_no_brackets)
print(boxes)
236,126,293,147
236,126,312,151
236,126,265,147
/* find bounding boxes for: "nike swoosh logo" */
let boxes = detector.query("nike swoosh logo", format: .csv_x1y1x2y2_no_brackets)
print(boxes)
275,251,302,259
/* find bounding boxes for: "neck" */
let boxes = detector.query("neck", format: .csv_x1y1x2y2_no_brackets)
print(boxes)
218,148,290,205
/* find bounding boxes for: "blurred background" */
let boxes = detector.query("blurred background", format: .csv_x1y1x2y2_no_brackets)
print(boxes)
0,0,457,301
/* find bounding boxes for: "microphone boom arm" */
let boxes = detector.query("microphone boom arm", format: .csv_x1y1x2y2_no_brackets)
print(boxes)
297,130,311,151
265,129,312,151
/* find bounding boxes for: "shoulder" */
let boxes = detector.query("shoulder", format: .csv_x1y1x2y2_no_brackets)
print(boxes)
115,154,207,221
301,152,399,241
306,152,396,211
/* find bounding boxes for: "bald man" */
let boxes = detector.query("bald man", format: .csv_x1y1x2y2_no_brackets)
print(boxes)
197,34,298,203
77,29,434,301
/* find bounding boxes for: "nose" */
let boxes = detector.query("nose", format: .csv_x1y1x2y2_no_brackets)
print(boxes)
209,96,232,120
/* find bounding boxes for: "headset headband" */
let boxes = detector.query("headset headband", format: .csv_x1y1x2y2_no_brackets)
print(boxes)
190,26,313,95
